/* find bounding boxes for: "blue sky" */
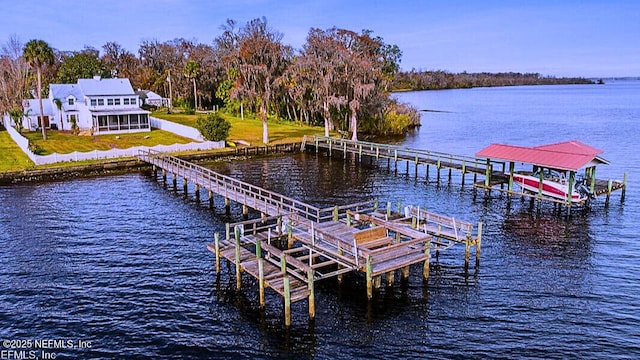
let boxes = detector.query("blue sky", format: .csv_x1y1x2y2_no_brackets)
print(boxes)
2,0,638,77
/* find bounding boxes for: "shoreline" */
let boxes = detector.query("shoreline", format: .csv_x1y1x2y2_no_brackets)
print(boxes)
0,142,302,185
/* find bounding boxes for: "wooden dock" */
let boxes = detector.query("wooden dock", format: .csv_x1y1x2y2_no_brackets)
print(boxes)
303,135,626,208
138,149,482,326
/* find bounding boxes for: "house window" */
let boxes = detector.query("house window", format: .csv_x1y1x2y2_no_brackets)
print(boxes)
68,98,74,106
107,99,114,106
114,99,121,105
90,99,97,106
97,99,104,106
124,98,130,105
130,98,137,105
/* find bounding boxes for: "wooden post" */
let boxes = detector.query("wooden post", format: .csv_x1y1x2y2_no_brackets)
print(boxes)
401,266,409,280
366,255,373,300
405,160,409,174
225,197,231,214
386,270,394,287
606,179,612,204
622,172,627,201
346,212,351,226
426,163,430,179
508,162,515,192
374,199,378,212
242,204,249,219
567,171,575,207
284,276,291,327
214,232,221,273
308,268,315,319
464,232,470,271
423,238,431,281
287,219,293,248
437,157,441,182
538,168,544,197
484,159,491,187
172,173,177,188
234,226,242,290
461,161,466,186
333,206,339,221
183,178,188,193
162,169,166,183
475,222,483,268
386,201,391,217
258,258,265,308
337,248,344,284
208,190,214,208
397,199,402,215
589,166,596,194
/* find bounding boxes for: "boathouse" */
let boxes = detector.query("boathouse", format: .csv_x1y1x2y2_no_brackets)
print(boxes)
475,140,624,205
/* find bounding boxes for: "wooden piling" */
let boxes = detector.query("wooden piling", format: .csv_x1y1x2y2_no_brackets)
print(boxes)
208,190,214,208
366,255,373,300
401,266,409,280
213,232,221,272
284,276,291,327
464,232,471,271
242,204,249,219
475,222,483,268
257,239,265,308
423,239,431,281
183,177,188,193
234,226,242,290
386,270,395,286
172,173,177,188
225,197,231,213
308,268,315,319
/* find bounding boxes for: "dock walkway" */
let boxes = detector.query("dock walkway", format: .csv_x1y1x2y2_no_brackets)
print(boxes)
138,149,481,326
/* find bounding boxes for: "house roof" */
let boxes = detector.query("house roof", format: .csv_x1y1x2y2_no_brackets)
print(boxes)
476,140,609,171
78,77,135,96
24,99,54,116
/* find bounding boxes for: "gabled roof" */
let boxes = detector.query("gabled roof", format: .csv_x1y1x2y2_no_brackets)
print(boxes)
50,83,84,101
78,77,135,96
24,99,54,116
476,140,609,171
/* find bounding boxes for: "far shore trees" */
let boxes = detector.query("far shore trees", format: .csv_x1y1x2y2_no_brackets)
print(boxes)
23,39,54,141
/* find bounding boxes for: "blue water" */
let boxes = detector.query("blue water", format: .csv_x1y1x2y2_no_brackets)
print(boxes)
1,81,639,359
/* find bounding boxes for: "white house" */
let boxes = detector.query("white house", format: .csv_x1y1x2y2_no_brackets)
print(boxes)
136,89,171,107
12,76,151,135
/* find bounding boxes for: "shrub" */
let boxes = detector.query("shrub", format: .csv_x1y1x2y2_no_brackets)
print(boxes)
195,113,231,141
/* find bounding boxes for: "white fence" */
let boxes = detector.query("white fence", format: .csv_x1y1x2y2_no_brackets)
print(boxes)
150,116,204,141
3,118,224,166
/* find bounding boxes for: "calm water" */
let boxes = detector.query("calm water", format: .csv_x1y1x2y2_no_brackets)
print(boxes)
1,81,639,359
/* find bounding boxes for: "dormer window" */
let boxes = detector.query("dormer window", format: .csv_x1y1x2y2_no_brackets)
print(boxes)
68,98,75,106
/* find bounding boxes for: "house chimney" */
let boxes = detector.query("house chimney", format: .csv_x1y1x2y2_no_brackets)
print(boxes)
93,75,101,81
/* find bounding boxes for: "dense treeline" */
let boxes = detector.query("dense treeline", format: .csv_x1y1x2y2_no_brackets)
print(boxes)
0,18,420,142
392,70,594,90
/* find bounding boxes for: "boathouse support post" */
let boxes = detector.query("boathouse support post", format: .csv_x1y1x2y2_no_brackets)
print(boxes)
538,168,544,197
234,226,242,290
484,159,491,187
567,171,576,207
508,162,515,192
606,179,613,205
475,222,483,268
366,255,373,300
589,166,596,194
214,232,221,273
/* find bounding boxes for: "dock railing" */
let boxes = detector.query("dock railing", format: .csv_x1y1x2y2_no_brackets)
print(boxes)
304,135,501,175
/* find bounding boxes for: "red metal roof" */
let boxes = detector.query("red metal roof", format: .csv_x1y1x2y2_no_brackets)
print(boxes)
476,141,608,171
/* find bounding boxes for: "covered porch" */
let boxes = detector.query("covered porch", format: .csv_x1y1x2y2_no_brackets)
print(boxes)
92,109,151,134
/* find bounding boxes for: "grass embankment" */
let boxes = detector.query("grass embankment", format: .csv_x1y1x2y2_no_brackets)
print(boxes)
153,111,329,145
0,130,33,172
23,129,192,155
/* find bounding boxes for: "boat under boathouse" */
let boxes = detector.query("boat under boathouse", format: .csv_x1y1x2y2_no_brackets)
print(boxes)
474,140,626,206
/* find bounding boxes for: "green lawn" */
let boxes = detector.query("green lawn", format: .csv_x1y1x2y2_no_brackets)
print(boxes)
0,129,34,172
153,111,331,145
23,129,193,155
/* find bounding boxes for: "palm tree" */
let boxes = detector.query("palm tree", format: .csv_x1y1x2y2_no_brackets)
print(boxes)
23,39,54,140
183,60,200,110
53,98,64,131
